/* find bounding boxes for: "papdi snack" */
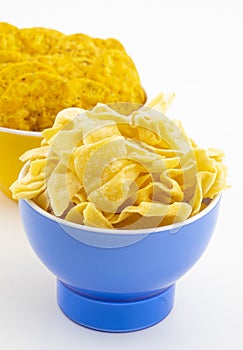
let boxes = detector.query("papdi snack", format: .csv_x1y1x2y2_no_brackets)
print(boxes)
10,94,228,230
0,22,146,131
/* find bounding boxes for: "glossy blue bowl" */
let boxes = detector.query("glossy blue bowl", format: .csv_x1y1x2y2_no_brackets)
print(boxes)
19,194,221,332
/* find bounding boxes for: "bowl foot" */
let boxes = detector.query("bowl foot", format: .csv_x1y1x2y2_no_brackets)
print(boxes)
57,280,175,332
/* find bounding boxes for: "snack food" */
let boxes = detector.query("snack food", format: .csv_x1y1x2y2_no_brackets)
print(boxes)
0,22,146,131
10,94,228,230
0,61,57,95
0,72,68,130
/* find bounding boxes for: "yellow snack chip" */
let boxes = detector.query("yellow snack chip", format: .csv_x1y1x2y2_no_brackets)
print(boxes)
36,54,93,80
50,33,98,57
87,163,142,213
10,96,228,230
19,27,64,55
65,202,113,228
65,78,111,110
0,22,18,35
74,136,127,189
0,50,30,64
0,61,57,96
87,49,145,104
34,190,49,211
10,159,46,200
20,146,50,162
46,161,82,216
0,22,146,131
93,37,125,52
0,72,68,130
0,30,22,52
147,92,175,114
71,187,88,205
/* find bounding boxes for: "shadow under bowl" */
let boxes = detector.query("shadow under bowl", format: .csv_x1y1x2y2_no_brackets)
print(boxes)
19,191,221,332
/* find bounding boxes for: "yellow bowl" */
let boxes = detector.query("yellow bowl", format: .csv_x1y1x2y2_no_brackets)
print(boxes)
0,127,42,199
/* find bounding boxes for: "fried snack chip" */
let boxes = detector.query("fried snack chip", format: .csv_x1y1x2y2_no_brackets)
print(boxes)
94,37,125,52
0,22,18,35
10,158,46,199
50,33,98,57
87,49,138,85
0,22,146,131
0,32,22,52
10,95,228,230
65,78,111,109
0,72,68,130
0,23,22,52
36,54,93,80
0,50,30,64
147,92,175,114
87,49,146,103
19,27,64,55
0,61,57,95
65,202,113,228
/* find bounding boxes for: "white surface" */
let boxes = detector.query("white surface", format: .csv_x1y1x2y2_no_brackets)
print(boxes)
1,0,243,349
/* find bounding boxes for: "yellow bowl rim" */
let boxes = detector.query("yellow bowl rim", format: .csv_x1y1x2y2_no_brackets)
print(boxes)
0,126,42,137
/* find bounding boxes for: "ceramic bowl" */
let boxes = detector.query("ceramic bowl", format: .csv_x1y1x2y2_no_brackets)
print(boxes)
0,127,42,198
18,161,221,332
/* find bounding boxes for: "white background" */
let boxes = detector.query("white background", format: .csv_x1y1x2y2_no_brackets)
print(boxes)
0,0,243,349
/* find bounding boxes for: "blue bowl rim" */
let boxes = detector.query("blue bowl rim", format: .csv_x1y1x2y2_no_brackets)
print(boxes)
19,158,221,235
21,193,221,236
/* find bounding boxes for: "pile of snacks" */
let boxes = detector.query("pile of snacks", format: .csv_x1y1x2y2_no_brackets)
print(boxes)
10,95,228,230
0,22,146,131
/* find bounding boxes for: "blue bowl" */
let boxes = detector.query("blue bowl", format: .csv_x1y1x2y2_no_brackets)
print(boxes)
19,194,221,332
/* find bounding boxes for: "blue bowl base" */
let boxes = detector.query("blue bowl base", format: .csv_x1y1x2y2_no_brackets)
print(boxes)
57,280,175,332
